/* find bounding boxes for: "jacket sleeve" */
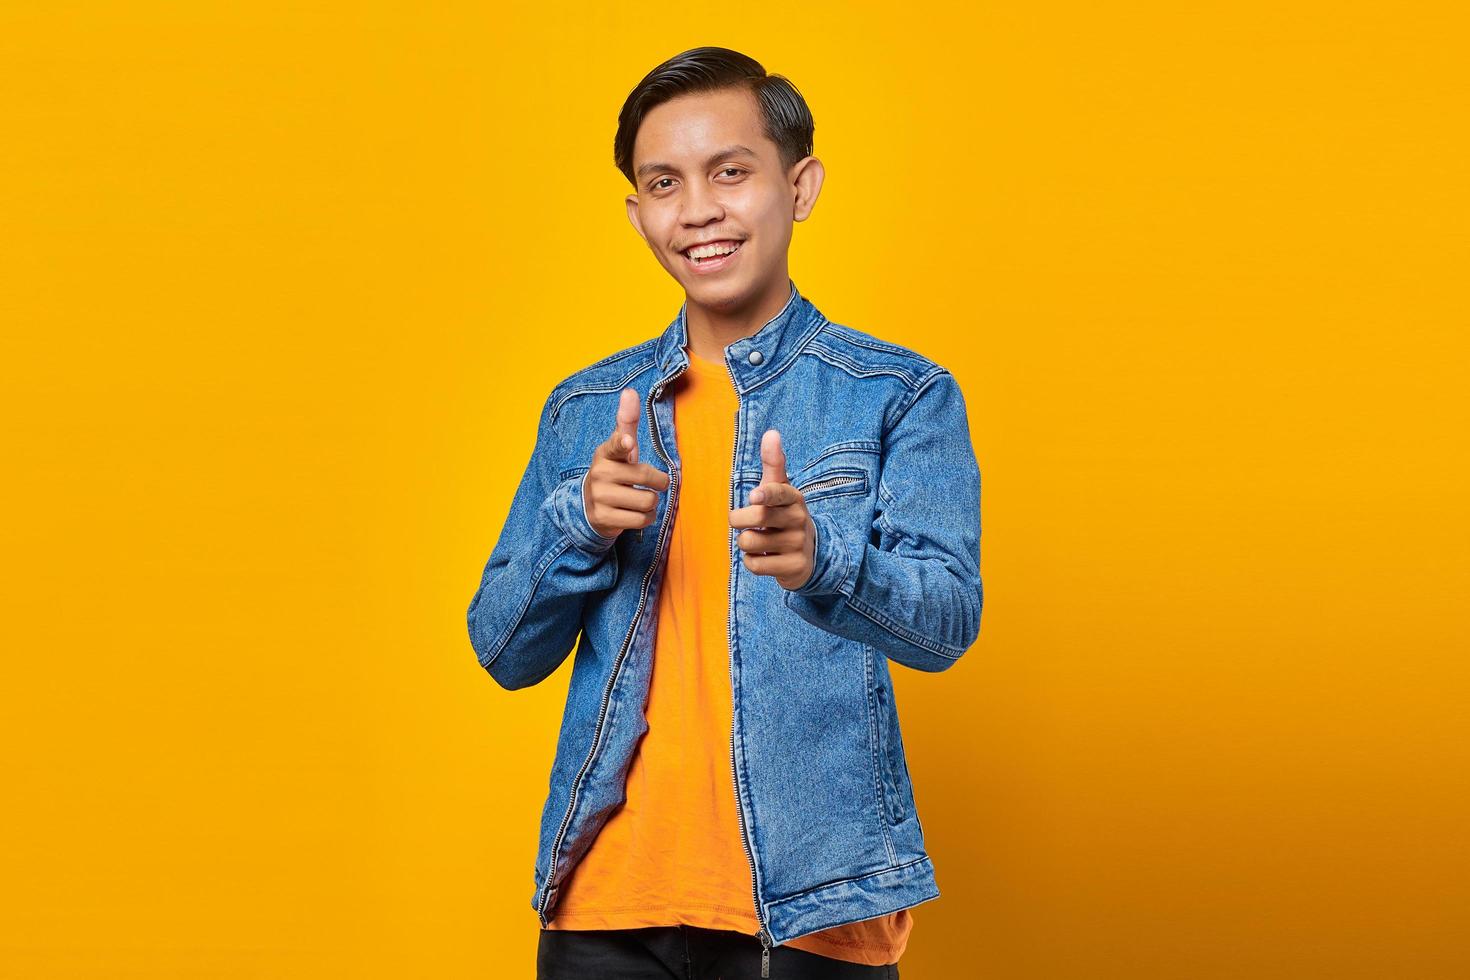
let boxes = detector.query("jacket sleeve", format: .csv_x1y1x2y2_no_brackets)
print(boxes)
467,389,621,690
782,369,983,672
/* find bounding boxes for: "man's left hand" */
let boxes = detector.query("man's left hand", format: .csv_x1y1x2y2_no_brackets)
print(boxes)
729,429,816,591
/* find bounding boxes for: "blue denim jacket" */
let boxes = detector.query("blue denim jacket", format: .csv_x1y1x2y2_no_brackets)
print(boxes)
467,280,983,960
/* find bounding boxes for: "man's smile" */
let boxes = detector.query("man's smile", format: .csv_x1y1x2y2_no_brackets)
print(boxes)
680,239,745,272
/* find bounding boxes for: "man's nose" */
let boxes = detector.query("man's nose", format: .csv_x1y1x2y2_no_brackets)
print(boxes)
680,181,725,225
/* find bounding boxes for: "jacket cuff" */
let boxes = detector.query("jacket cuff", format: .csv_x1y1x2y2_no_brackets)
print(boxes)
551,470,619,555
788,511,856,598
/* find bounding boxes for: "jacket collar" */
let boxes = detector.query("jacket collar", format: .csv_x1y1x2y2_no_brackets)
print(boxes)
654,278,821,393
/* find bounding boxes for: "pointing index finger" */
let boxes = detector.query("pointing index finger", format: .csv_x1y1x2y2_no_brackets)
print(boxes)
602,388,642,463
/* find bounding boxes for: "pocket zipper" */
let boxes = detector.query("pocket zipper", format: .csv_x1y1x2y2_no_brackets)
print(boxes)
797,473,863,494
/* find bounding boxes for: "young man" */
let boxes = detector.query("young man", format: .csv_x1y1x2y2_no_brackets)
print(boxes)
467,47,983,979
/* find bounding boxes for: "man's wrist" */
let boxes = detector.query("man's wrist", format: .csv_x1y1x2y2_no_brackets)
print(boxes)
789,511,853,597
553,469,618,554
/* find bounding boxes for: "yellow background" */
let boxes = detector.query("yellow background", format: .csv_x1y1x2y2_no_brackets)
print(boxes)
3,2,1465,977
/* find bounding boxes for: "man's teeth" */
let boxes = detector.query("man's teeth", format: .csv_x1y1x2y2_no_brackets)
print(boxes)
687,241,741,260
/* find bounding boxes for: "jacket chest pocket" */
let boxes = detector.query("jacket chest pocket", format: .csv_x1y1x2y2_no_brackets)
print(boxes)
791,441,879,507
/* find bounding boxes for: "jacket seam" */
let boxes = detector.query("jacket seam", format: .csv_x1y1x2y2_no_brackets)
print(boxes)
802,339,930,387
876,680,906,823
549,361,657,425
844,590,966,659
804,440,881,466
873,479,907,546
480,532,575,671
765,855,933,911
864,645,898,863
821,323,942,363
880,367,949,443
874,368,951,511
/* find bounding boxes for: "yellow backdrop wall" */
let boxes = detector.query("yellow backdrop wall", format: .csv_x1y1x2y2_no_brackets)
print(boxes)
2,3,1465,977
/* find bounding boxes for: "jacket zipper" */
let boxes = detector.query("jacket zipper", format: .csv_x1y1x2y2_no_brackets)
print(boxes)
725,361,775,976
536,372,684,927
796,473,863,495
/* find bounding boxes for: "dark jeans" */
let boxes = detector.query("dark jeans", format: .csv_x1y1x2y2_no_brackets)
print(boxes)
537,925,900,979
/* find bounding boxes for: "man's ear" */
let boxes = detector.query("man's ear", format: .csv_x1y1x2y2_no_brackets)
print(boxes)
625,194,647,243
790,156,825,222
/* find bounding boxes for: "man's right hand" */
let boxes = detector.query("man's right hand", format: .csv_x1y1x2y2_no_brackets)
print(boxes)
583,387,671,540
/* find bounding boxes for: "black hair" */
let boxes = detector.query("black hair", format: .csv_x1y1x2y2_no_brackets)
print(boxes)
613,46,815,188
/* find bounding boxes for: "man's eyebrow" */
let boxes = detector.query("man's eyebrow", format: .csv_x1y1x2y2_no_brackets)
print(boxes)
636,145,758,181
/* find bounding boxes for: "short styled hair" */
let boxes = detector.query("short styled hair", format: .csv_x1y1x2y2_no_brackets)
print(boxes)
613,46,815,188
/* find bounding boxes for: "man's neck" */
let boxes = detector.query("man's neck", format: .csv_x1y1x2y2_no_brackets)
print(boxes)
684,274,793,363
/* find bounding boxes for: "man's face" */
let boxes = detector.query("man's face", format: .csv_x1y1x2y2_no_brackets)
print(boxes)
625,86,820,311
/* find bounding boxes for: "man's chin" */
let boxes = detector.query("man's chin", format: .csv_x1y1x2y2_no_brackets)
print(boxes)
682,274,753,310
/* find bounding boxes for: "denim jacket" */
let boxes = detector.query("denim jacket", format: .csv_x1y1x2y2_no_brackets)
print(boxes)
467,280,983,961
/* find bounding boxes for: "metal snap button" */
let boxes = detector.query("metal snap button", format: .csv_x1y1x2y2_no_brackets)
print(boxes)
747,349,764,365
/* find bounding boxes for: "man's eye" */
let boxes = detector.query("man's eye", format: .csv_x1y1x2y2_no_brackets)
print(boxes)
653,178,673,190
720,167,746,178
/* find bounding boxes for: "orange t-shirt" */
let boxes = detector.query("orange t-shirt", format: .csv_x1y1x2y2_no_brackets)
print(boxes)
542,348,912,966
